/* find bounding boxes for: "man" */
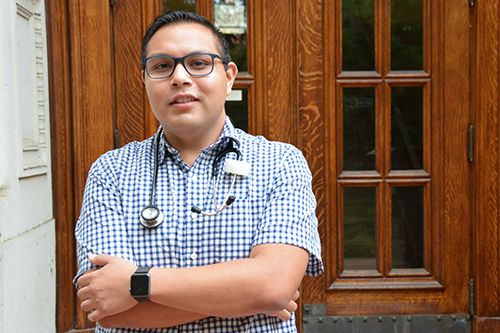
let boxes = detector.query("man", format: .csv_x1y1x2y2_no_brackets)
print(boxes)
75,10,323,332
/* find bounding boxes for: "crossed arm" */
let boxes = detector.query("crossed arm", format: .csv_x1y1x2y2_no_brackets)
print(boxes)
77,242,309,329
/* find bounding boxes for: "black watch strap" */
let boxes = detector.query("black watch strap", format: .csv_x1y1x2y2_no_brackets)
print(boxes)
130,266,151,302
136,266,151,274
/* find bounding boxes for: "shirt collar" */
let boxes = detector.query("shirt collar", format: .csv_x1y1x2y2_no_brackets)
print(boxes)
157,116,240,165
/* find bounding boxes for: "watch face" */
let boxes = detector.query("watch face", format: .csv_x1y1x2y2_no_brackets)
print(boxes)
130,274,150,297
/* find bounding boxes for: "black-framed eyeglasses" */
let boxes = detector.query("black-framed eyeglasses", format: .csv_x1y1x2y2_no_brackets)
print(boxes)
141,53,226,79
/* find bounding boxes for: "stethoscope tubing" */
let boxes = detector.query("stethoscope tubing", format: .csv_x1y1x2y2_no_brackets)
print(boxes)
140,127,243,228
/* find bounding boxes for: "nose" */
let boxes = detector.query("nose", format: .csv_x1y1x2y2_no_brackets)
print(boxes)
170,62,192,87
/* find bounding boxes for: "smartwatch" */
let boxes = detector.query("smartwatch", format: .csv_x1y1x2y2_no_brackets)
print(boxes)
130,267,151,302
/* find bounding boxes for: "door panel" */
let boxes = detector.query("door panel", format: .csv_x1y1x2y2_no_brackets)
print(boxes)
113,0,160,145
301,0,472,323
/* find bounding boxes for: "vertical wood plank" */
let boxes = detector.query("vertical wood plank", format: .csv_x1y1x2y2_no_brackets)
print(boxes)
48,0,115,330
473,0,500,319
264,0,297,144
142,0,162,138
252,0,266,137
441,0,472,315
113,0,149,145
45,0,77,331
297,0,326,307
67,0,114,330
69,0,114,198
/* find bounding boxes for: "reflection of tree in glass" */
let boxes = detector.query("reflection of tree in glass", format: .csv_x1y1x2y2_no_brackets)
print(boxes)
162,0,197,13
391,0,423,70
342,0,375,71
344,187,377,259
341,0,423,71
226,33,248,71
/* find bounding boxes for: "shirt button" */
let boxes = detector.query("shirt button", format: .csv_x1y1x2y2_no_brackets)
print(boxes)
191,174,198,182
190,253,198,260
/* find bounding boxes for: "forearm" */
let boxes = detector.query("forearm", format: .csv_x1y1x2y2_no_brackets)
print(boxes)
98,303,209,329
149,244,309,318
78,244,309,322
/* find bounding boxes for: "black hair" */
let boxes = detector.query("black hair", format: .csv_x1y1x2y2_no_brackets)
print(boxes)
141,10,231,69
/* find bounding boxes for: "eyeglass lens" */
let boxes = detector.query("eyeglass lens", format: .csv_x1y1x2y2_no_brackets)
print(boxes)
146,54,216,78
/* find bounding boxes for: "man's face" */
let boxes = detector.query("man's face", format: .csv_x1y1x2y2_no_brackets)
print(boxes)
142,23,237,142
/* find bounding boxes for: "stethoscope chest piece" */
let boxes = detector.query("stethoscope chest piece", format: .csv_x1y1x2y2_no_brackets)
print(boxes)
140,205,164,228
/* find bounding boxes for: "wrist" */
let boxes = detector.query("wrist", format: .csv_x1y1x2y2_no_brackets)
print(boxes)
147,267,160,303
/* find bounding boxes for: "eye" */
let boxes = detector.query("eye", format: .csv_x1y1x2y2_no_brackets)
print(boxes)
186,55,212,69
147,58,174,73
153,61,172,70
188,60,210,68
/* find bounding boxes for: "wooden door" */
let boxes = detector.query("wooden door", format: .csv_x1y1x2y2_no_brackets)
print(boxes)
48,0,297,331
47,0,500,332
299,0,473,331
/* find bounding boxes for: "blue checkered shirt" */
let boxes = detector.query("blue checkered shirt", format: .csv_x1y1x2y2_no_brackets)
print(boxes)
75,118,323,333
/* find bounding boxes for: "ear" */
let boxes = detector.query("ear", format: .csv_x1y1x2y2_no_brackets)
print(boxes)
225,62,238,96
141,70,146,83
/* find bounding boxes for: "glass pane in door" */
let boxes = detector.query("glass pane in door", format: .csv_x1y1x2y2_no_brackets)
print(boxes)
342,0,375,71
391,186,424,269
343,87,376,171
225,89,248,132
214,0,248,72
391,0,423,70
391,86,423,170
344,186,377,271
163,0,197,13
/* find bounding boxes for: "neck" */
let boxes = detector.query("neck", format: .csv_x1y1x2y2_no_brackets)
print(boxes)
162,119,226,167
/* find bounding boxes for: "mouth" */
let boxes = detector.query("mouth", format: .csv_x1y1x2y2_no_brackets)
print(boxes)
171,97,197,104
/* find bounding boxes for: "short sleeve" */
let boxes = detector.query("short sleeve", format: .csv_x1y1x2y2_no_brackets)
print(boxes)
252,147,323,276
73,154,136,287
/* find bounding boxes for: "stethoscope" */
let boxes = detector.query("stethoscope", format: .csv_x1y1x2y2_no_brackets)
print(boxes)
140,127,250,228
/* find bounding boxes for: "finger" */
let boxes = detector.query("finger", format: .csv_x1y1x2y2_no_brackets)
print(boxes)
82,268,98,275
77,274,90,289
80,298,95,312
292,290,300,301
88,253,110,267
77,287,89,301
285,300,297,313
88,308,105,322
275,309,291,321
77,267,101,289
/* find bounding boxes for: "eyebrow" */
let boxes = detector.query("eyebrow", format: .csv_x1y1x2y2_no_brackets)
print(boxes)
146,50,215,58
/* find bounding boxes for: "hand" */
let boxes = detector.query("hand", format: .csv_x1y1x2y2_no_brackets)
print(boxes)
264,290,300,321
77,254,138,322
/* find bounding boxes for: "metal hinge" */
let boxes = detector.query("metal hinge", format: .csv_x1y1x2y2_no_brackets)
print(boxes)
469,0,475,7
110,0,115,6
469,279,475,315
114,128,120,148
468,125,474,162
